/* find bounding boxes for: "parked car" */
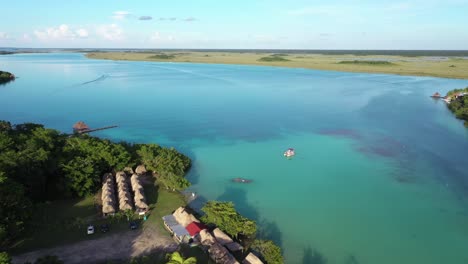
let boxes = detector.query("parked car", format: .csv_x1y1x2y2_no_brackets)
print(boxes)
129,221,138,230
87,225,95,235
100,224,109,233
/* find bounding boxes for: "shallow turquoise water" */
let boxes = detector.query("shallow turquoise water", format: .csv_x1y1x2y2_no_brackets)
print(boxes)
1,53,468,264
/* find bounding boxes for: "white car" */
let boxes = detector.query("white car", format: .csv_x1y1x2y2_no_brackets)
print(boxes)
87,225,95,235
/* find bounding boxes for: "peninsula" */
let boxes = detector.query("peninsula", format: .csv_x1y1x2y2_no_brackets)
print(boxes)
86,51,468,79
0,70,15,84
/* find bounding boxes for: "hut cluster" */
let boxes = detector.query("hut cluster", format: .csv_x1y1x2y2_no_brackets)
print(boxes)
162,207,264,264
101,165,149,216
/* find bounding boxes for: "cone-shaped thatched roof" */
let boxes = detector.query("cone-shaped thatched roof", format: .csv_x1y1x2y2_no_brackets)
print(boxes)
119,200,133,211
73,121,89,130
208,243,239,264
135,165,147,175
242,253,263,264
199,229,217,246
103,203,116,214
213,228,233,245
173,207,199,227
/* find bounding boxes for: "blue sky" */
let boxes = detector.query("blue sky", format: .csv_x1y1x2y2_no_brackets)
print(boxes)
0,0,467,49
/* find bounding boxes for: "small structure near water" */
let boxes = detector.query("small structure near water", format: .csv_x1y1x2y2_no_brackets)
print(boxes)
284,148,295,157
232,178,252,183
431,92,442,98
72,121,117,134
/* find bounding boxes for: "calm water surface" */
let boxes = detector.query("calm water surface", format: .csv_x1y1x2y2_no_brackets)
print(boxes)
1,53,468,264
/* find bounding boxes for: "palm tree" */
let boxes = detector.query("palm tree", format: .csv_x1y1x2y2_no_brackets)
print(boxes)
166,252,196,264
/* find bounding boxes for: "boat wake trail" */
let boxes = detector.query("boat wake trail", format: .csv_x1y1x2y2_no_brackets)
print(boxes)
80,74,109,85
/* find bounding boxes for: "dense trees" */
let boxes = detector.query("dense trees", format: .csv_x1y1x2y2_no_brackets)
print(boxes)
201,201,257,238
447,87,468,127
251,239,284,264
0,251,11,264
0,71,15,84
0,120,191,248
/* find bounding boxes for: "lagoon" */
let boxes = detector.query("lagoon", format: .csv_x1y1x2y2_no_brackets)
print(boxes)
1,53,468,264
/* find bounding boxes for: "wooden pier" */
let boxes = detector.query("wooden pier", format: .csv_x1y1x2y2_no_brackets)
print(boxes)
77,125,118,134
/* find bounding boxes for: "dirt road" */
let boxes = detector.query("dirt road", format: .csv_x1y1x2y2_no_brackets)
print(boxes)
13,224,177,264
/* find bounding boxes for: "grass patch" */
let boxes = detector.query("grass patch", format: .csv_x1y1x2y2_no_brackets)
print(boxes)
143,181,186,235
338,60,395,65
147,54,176,60
258,56,290,62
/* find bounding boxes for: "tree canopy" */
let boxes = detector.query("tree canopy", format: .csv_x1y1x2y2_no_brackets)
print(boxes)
165,251,196,264
251,239,284,264
201,201,256,238
447,87,468,127
0,120,191,247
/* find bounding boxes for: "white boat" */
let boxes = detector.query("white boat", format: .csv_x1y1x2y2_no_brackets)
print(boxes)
284,148,295,157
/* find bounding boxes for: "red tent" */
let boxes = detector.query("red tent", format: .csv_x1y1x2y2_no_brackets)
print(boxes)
185,221,206,236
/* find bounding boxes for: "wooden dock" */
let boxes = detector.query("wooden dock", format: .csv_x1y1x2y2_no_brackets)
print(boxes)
76,125,118,134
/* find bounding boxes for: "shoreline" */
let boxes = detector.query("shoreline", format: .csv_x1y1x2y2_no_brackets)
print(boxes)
85,51,468,80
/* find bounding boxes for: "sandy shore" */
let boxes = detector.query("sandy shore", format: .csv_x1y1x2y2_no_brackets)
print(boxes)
86,51,468,79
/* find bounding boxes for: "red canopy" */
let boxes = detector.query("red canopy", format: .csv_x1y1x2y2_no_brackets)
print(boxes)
185,221,206,236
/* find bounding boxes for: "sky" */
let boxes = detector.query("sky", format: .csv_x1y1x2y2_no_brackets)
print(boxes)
0,0,467,49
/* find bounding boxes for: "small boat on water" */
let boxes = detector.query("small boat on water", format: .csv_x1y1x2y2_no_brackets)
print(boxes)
232,178,252,183
284,148,295,157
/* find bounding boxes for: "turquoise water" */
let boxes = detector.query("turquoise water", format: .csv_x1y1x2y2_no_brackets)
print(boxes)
1,53,468,264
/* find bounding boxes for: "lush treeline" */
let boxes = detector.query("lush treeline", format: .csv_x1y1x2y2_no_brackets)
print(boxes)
0,121,191,248
0,71,15,84
447,88,468,127
201,201,284,264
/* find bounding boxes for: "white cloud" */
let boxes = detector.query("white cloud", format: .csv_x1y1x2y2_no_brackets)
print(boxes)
150,32,161,41
0,32,11,40
34,24,78,41
112,11,131,20
75,28,89,38
96,24,124,41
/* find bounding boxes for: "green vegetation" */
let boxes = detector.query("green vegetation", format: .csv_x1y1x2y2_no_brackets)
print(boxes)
201,201,257,238
258,55,290,62
338,60,394,65
0,252,11,264
251,240,284,264
200,201,284,263
0,71,15,84
165,251,196,264
447,87,468,127
0,120,191,251
148,54,176,60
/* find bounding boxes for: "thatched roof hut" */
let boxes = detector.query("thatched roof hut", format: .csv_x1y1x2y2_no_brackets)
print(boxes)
173,207,199,227
226,242,243,252
135,165,147,175
73,121,89,133
208,243,239,264
242,253,264,264
213,228,234,245
124,167,134,174
101,173,117,215
116,171,133,211
199,229,217,246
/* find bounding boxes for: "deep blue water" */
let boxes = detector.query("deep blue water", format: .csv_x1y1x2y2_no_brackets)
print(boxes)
1,53,468,264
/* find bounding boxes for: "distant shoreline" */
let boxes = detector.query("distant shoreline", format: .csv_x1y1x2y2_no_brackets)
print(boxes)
85,51,468,79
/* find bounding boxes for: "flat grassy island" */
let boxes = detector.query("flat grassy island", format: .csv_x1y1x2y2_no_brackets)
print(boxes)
0,70,15,84
86,51,468,79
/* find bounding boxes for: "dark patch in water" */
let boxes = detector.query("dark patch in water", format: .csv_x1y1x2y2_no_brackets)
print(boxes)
318,129,363,140
344,254,360,264
302,246,327,264
392,174,418,184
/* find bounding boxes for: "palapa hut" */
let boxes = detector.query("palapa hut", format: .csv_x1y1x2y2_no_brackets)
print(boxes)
101,173,117,216
199,229,217,246
242,253,264,264
213,228,234,245
208,243,239,264
116,171,133,211
73,121,89,133
173,207,200,227
130,174,148,212
431,92,441,98
135,165,147,175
